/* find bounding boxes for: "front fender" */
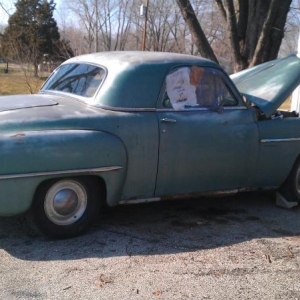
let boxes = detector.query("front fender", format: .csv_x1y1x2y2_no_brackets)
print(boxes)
257,118,300,187
0,130,127,215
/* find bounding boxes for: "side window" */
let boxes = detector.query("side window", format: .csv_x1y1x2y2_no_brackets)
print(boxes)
162,66,237,110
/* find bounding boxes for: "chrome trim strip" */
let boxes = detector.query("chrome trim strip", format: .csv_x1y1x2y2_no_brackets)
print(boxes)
0,166,122,180
96,104,248,113
157,106,247,112
119,198,161,205
119,186,278,205
260,138,300,143
224,106,248,110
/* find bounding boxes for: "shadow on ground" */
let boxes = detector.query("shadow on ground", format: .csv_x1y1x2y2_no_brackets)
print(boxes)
1,192,300,261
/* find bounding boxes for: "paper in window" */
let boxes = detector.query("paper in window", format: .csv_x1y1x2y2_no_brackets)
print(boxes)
166,67,197,110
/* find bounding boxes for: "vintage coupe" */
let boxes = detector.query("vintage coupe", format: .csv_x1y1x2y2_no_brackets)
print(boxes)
1,51,300,238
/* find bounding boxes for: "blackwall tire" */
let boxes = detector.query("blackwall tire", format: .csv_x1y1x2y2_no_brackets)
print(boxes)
27,177,102,239
279,158,300,203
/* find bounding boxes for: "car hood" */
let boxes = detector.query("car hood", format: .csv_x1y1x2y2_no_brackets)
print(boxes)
230,54,300,117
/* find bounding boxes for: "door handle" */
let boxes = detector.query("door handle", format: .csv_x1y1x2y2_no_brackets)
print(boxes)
160,118,177,123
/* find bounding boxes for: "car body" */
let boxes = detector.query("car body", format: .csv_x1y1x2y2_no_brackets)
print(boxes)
1,51,300,238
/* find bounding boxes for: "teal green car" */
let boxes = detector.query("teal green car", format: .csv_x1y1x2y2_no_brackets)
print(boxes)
1,52,300,238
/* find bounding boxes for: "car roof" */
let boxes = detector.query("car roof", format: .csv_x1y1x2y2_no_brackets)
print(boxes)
65,51,217,69
61,51,223,109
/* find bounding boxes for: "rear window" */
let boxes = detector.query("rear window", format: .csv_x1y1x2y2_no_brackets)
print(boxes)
42,63,106,97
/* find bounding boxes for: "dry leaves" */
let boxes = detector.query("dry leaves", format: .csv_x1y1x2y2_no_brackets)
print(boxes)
95,274,114,288
153,290,162,296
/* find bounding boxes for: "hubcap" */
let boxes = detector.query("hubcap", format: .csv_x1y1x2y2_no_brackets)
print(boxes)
44,180,87,225
53,188,79,216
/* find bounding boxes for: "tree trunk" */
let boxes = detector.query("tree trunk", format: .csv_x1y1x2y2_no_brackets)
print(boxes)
221,0,292,70
250,0,292,66
223,0,247,70
176,0,292,71
34,62,38,78
176,0,219,63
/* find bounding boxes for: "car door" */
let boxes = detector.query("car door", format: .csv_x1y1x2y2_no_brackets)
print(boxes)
155,66,260,197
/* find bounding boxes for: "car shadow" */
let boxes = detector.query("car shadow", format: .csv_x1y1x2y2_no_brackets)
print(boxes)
1,192,300,261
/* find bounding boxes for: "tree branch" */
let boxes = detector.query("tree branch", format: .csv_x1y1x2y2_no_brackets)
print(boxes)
214,0,226,21
0,2,10,16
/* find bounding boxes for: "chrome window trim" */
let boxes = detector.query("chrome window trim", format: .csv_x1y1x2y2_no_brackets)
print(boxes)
260,138,300,143
96,104,248,113
95,104,156,112
0,166,122,180
223,106,248,110
41,62,108,102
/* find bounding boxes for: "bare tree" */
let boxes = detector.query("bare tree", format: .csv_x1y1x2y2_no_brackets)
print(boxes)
280,2,300,56
176,0,219,62
145,0,174,51
113,0,134,50
131,0,192,53
177,0,292,71
65,0,134,52
57,0,295,72
166,8,189,53
66,0,97,53
3,39,43,93
61,0,224,55
0,1,12,34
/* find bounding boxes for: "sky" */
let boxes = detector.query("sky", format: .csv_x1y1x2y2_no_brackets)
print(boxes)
0,0,13,24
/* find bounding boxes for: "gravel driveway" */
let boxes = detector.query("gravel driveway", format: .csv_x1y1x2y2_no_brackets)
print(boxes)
1,192,300,299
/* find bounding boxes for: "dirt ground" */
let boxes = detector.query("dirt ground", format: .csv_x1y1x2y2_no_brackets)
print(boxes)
1,192,300,299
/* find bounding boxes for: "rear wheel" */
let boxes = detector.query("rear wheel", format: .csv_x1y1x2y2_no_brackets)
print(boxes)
279,158,300,202
28,177,102,238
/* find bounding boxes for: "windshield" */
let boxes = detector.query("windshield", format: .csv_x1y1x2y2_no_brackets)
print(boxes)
41,63,106,98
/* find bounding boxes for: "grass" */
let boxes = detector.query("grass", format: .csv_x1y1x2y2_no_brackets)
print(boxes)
0,63,49,95
280,97,291,111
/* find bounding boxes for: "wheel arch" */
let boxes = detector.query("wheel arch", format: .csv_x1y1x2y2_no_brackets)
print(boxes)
33,175,108,208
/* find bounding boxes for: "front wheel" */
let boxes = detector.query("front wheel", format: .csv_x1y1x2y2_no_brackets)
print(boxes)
28,177,102,239
279,158,300,203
